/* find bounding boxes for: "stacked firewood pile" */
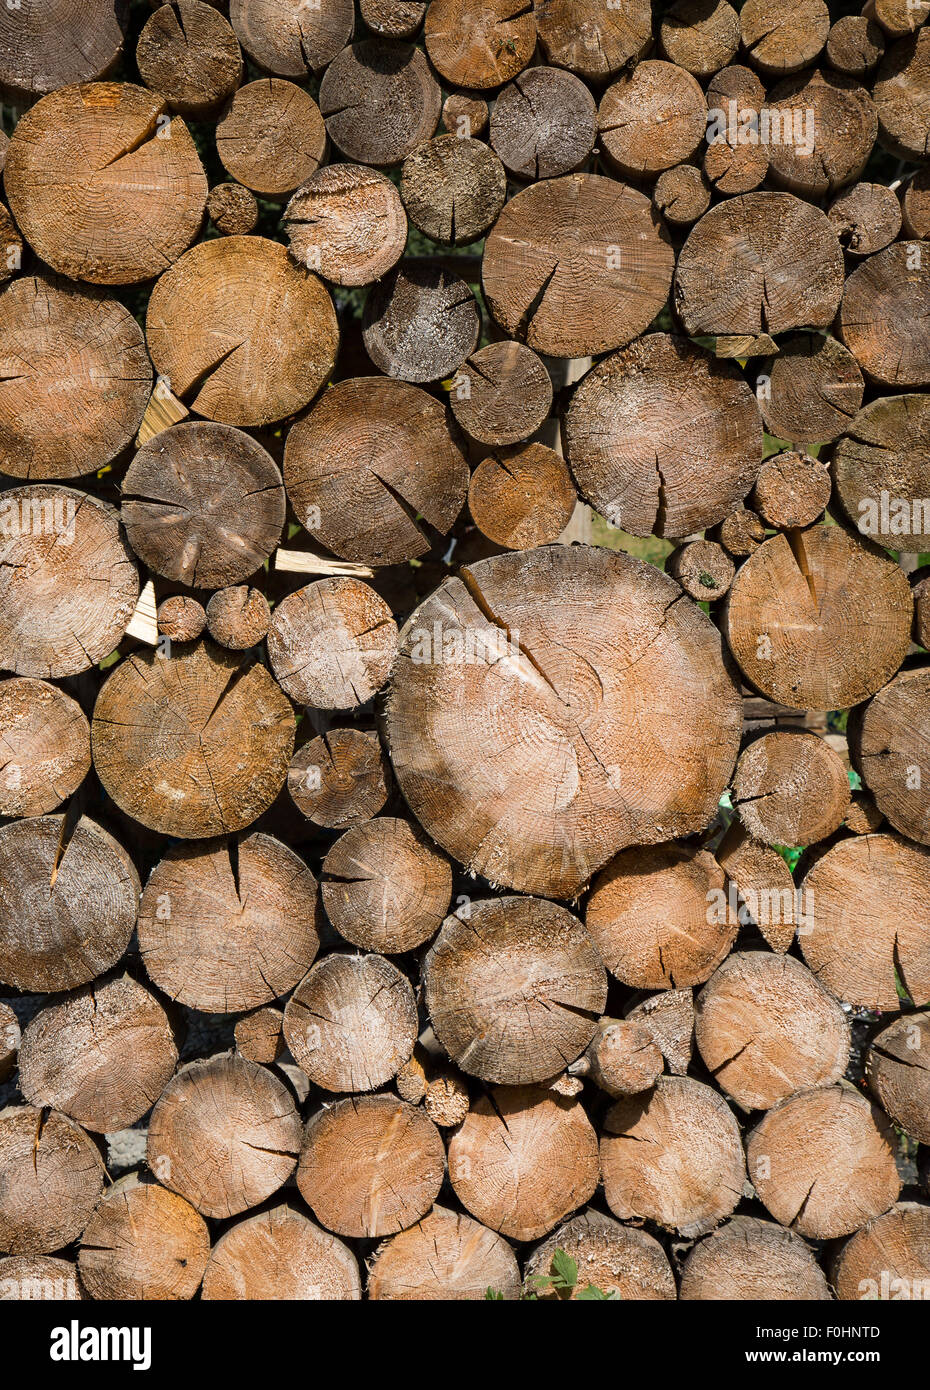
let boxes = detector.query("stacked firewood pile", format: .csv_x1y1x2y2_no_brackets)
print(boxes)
1,0,929,1302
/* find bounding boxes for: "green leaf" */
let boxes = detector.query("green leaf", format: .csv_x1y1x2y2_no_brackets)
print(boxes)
549,1249,578,1290
576,1285,622,1300
485,1287,504,1300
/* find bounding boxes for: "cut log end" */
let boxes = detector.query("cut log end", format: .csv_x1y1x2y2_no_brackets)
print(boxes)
206,182,258,237
283,953,418,1093
234,1007,284,1066
751,452,832,531
681,1215,831,1300
288,728,390,829
147,1053,302,1220
297,1095,444,1239
321,817,451,954
695,952,849,1111
748,1085,900,1240
206,586,271,650
733,729,851,848
667,540,735,602
78,1178,210,1301
368,1205,519,1301
156,595,207,643
601,1076,746,1238
448,1085,599,1242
